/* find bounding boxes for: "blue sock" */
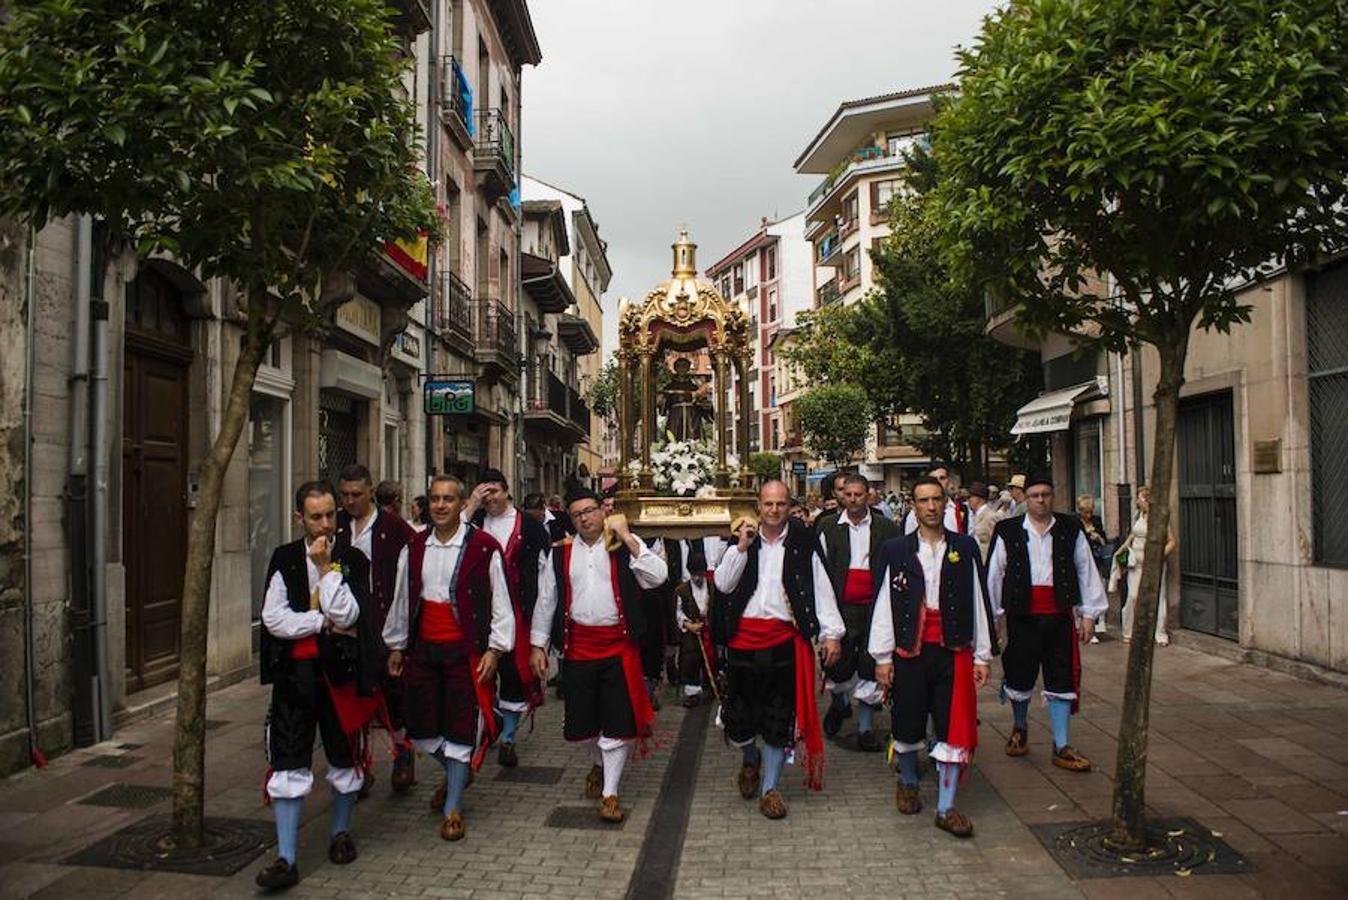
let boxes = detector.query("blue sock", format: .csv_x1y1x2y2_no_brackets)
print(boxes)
272,796,303,864
442,757,470,816
858,703,874,734
936,762,959,814
760,744,786,795
1048,698,1072,751
500,709,520,745
329,787,356,837
1012,699,1029,730
741,743,761,768
897,751,919,787
830,691,848,711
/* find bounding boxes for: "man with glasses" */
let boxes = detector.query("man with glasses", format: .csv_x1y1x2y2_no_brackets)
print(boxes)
529,489,669,823
986,474,1107,772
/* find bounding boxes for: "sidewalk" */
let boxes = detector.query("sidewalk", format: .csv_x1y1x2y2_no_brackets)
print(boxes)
0,639,1344,899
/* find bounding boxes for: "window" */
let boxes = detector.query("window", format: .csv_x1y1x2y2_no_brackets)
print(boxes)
733,263,744,296
768,374,776,407
765,247,777,281
771,418,780,451
1309,263,1348,565
872,179,902,216
886,130,919,158
1072,418,1103,516
745,252,758,289
842,192,859,227
844,247,861,282
767,288,778,322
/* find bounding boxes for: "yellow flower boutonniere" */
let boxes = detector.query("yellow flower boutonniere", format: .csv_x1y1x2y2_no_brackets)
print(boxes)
947,549,961,565
328,562,346,578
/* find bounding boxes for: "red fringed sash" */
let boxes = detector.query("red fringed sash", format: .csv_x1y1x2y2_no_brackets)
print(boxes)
729,617,824,791
842,569,875,606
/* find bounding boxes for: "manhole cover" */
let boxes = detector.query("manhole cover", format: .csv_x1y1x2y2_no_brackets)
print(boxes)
81,754,138,769
76,784,174,809
1030,818,1253,879
64,815,272,876
495,766,565,785
545,805,625,830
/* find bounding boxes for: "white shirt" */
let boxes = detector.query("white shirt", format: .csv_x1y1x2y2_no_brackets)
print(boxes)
529,536,669,648
348,508,378,562
868,534,992,664
712,529,845,641
261,539,360,639
679,536,728,581
479,506,518,549
904,502,965,536
820,510,873,570
985,515,1108,619
382,526,514,654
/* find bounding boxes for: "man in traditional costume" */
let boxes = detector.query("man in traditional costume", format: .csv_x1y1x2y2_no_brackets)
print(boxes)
818,473,900,750
529,490,669,823
672,536,728,708
712,481,844,819
871,476,994,838
812,471,852,531
903,464,971,536
383,475,513,841
334,463,417,793
460,468,551,767
255,481,380,890
986,473,1107,771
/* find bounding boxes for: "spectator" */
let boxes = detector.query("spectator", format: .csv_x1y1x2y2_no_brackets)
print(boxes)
1111,486,1175,646
1007,474,1028,516
1076,494,1110,642
408,494,429,531
967,481,1001,560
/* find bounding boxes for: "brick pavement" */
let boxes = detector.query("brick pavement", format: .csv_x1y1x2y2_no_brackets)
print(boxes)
0,640,1344,899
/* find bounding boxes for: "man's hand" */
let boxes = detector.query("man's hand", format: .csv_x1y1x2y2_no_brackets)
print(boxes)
685,620,703,633
1078,616,1096,644
387,650,404,678
875,662,894,691
974,663,989,688
529,646,549,681
308,534,331,569
820,638,841,668
735,520,757,552
476,648,500,684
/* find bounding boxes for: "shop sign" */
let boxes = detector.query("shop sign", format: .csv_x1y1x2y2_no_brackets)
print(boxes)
335,294,381,345
424,379,475,415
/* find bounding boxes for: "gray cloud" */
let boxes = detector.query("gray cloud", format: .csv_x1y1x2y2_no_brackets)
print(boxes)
521,0,1000,356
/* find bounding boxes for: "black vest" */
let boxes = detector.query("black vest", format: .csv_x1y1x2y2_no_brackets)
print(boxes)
548,540,647,650
991,515,1083,614
713,519,821,645
877,531,990,653
820,512,900,602
259,539,379,695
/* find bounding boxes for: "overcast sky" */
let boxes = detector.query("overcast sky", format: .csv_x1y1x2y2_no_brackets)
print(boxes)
521,1,1000,356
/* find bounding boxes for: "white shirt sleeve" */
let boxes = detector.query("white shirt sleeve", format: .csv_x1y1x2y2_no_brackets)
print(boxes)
811,553,845,641
261,570,324,639
630,540,669,589
530,554,558,650
972,562,992,664
713,544,748,593
985,536,1007,619
486,550,515,654
1074,532,1109,620
869,562,896,663
318,568,359,629
903,510,917,535
382,546,411,650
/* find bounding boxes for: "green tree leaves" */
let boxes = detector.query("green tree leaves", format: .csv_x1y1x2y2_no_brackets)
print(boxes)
795,384,870,467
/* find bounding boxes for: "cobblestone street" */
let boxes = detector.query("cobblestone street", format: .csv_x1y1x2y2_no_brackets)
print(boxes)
1,639,1345,899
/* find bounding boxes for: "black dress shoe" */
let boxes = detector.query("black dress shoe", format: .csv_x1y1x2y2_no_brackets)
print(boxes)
328,831,358,865
856,731,882,753
255,857,299,890
498,741,518,768
824,703,844,736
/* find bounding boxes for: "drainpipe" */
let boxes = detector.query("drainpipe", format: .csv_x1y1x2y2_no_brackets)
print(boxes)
424,7,440,481
66,217,95,746
89,222,113,741
22,226,46,766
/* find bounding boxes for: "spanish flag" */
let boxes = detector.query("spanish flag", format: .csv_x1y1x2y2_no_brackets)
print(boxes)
386,232,428,281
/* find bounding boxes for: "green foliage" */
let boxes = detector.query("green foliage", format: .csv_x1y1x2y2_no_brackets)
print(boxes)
794,384,870,466
748,451,783,482
586,358,620,422
0,0,440,312
932,0,1348,353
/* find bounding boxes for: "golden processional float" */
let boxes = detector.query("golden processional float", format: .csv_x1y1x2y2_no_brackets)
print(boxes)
613,229,758,538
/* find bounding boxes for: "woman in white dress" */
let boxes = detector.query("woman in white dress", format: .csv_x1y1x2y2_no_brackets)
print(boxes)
1111,486,1176,645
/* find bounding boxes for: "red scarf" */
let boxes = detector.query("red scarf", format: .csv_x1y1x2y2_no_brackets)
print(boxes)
561,541,656,754
728,617,824,791
919,611,978,766
842,569,875,606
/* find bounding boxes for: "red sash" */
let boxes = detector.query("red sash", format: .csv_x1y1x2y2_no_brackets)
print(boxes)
954,503,966,534
418,601,465,643
921,606,944,645
842,568,875,606
291,635,319,659
561,542,656,753
915,604,979,769
729,617,825,791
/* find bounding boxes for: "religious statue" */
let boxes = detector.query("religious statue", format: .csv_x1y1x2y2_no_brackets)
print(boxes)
661,357,712,442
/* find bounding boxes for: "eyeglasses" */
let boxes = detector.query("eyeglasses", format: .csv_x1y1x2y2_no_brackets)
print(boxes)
572,505,602,518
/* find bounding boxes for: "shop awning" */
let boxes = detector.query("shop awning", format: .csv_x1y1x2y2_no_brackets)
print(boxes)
1010,378,1108,435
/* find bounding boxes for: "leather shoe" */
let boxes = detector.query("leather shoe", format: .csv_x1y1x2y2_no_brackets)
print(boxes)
758,789,788,820
598,795,626,823
391,749,415,793
255,857,299,890
895,783,922,815
327,831,358,865
439,812,465,841
856,731,882,753
1053,745,1092,772
736,763,761,800
823,703,844,737
498,741,518,768
1005,727,1029,757
584,764,603,800
935,807,974,837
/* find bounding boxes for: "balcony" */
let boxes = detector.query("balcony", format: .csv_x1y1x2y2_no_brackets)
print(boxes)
432,270,474,355
389,0,431,35
473,109,516,200
524,368,591,445
817,278,840,307
816,230,842,267
439,56,473,150
806,145,906,224
557,312,599,355
473,298,519,382
984,293,1040,350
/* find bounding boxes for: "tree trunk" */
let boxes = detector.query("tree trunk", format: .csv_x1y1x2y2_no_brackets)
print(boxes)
169,287,273,847
1109,335,1188,851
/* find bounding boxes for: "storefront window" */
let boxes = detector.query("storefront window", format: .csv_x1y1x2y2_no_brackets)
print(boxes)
1072,418,1103,515
249,393,289,624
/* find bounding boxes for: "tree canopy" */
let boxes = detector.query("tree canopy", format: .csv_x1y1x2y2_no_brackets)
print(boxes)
794,383,870,467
